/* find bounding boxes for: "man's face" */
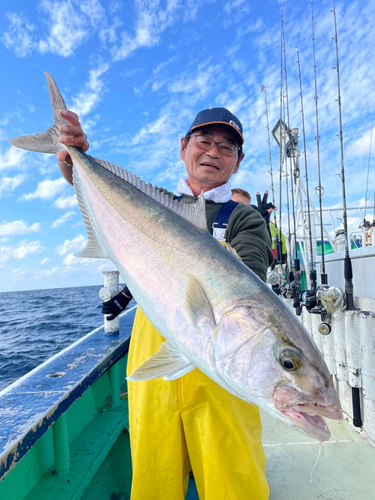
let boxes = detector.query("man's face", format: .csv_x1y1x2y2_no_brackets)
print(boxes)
180,126,245,195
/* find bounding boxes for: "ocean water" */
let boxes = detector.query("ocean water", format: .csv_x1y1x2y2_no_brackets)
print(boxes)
0,285,127,392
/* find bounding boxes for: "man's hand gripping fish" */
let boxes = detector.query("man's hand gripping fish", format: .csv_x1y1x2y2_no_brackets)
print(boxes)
9,72,342,442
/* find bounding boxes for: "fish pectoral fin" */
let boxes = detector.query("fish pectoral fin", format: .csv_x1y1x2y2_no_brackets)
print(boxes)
127,342,195,381
185,274,217,330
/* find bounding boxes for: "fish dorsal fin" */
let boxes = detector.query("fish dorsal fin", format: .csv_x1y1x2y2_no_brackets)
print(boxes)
127,342,195,381
73,168,108,259
89,155,208,232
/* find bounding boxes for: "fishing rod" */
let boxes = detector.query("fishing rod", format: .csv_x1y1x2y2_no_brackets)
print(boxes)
331,0,355,310
261,85,284,289
360,120,374,238
282,14,298,275
364,121,373,221
297,0,341,332
280,11,294,282
296,46,317,291
311,0,328,286
331,0,361,428
278,5,285,276
279,11,302,313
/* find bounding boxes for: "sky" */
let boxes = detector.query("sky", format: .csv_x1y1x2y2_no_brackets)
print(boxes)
0,0,374,292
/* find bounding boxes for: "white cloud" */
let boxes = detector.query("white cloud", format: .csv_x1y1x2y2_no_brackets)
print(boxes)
223,0,250,27
131,114,170,145
0,220,41,237
346,126,375,158
54,194,78,209
2,0,127,62
10,267,28,282
0,174,26,196
70,62,110,117
56,234,86,255
2,0,111,58
21,178,67,200
168,64,221,97
111,0,183,62
41,257,50,264
0,147,28,171
1,12,36,57
52,211,76,228
38,0,93,57
0,240,43,264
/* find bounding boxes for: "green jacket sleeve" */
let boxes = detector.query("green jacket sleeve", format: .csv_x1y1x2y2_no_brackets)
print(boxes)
225,205,274,282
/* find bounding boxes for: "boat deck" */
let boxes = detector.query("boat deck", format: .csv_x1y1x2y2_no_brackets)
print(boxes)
186,409,375,499
262,409,375,500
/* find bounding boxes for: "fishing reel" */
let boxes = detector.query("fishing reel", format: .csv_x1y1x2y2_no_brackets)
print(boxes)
300,285,344,335
281,279,302,315
267,268,281,286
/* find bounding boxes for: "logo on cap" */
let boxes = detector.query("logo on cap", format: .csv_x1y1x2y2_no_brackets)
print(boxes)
229,120,240,131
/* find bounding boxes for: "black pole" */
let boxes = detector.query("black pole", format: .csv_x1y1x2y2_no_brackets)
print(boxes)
352,387,362,427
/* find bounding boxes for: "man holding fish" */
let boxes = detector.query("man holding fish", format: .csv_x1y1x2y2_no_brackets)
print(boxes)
11,74,342,500
56,107,274,499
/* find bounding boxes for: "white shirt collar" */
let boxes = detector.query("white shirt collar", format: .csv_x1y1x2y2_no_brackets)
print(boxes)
176,177,232,203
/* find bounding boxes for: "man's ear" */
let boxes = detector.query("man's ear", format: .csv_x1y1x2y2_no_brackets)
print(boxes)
234,151,245,173
180,137,186,161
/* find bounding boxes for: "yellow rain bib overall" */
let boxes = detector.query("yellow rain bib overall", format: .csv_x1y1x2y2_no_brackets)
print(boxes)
127,307,269,500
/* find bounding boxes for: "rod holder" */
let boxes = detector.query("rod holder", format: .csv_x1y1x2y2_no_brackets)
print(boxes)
99,270,120,334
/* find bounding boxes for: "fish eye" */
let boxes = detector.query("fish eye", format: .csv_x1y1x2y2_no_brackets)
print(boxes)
279,350,301,371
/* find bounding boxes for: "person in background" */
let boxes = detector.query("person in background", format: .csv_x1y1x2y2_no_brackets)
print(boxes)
269,216,287,265
57,107,273,500
231,188,287,293
231,187,251,205
254,191,287,265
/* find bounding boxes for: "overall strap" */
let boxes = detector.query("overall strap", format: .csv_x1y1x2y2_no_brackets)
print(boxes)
211,200,239,239
175,195,238,241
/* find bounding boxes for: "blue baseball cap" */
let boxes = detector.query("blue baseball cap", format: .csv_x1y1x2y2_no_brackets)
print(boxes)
187,107,244,146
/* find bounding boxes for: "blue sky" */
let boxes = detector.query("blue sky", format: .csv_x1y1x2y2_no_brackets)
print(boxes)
1,0,374,292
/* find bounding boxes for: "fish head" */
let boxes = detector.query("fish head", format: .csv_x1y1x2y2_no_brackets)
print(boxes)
210,304,343,442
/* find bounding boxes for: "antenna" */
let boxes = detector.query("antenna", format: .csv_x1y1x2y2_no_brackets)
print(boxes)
311,0,327,285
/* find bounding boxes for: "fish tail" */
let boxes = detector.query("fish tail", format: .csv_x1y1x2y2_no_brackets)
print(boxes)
9,71,68,154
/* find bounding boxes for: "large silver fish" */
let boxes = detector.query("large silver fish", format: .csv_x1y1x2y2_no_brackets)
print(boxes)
10,72,342,442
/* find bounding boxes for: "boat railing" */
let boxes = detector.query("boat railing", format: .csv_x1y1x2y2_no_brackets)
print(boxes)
0,306,136,489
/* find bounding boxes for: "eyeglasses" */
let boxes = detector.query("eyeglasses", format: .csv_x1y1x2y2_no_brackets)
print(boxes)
190,134,240,156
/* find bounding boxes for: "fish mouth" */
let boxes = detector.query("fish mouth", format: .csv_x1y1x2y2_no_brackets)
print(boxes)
281,404,343,442
274,386,343,442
